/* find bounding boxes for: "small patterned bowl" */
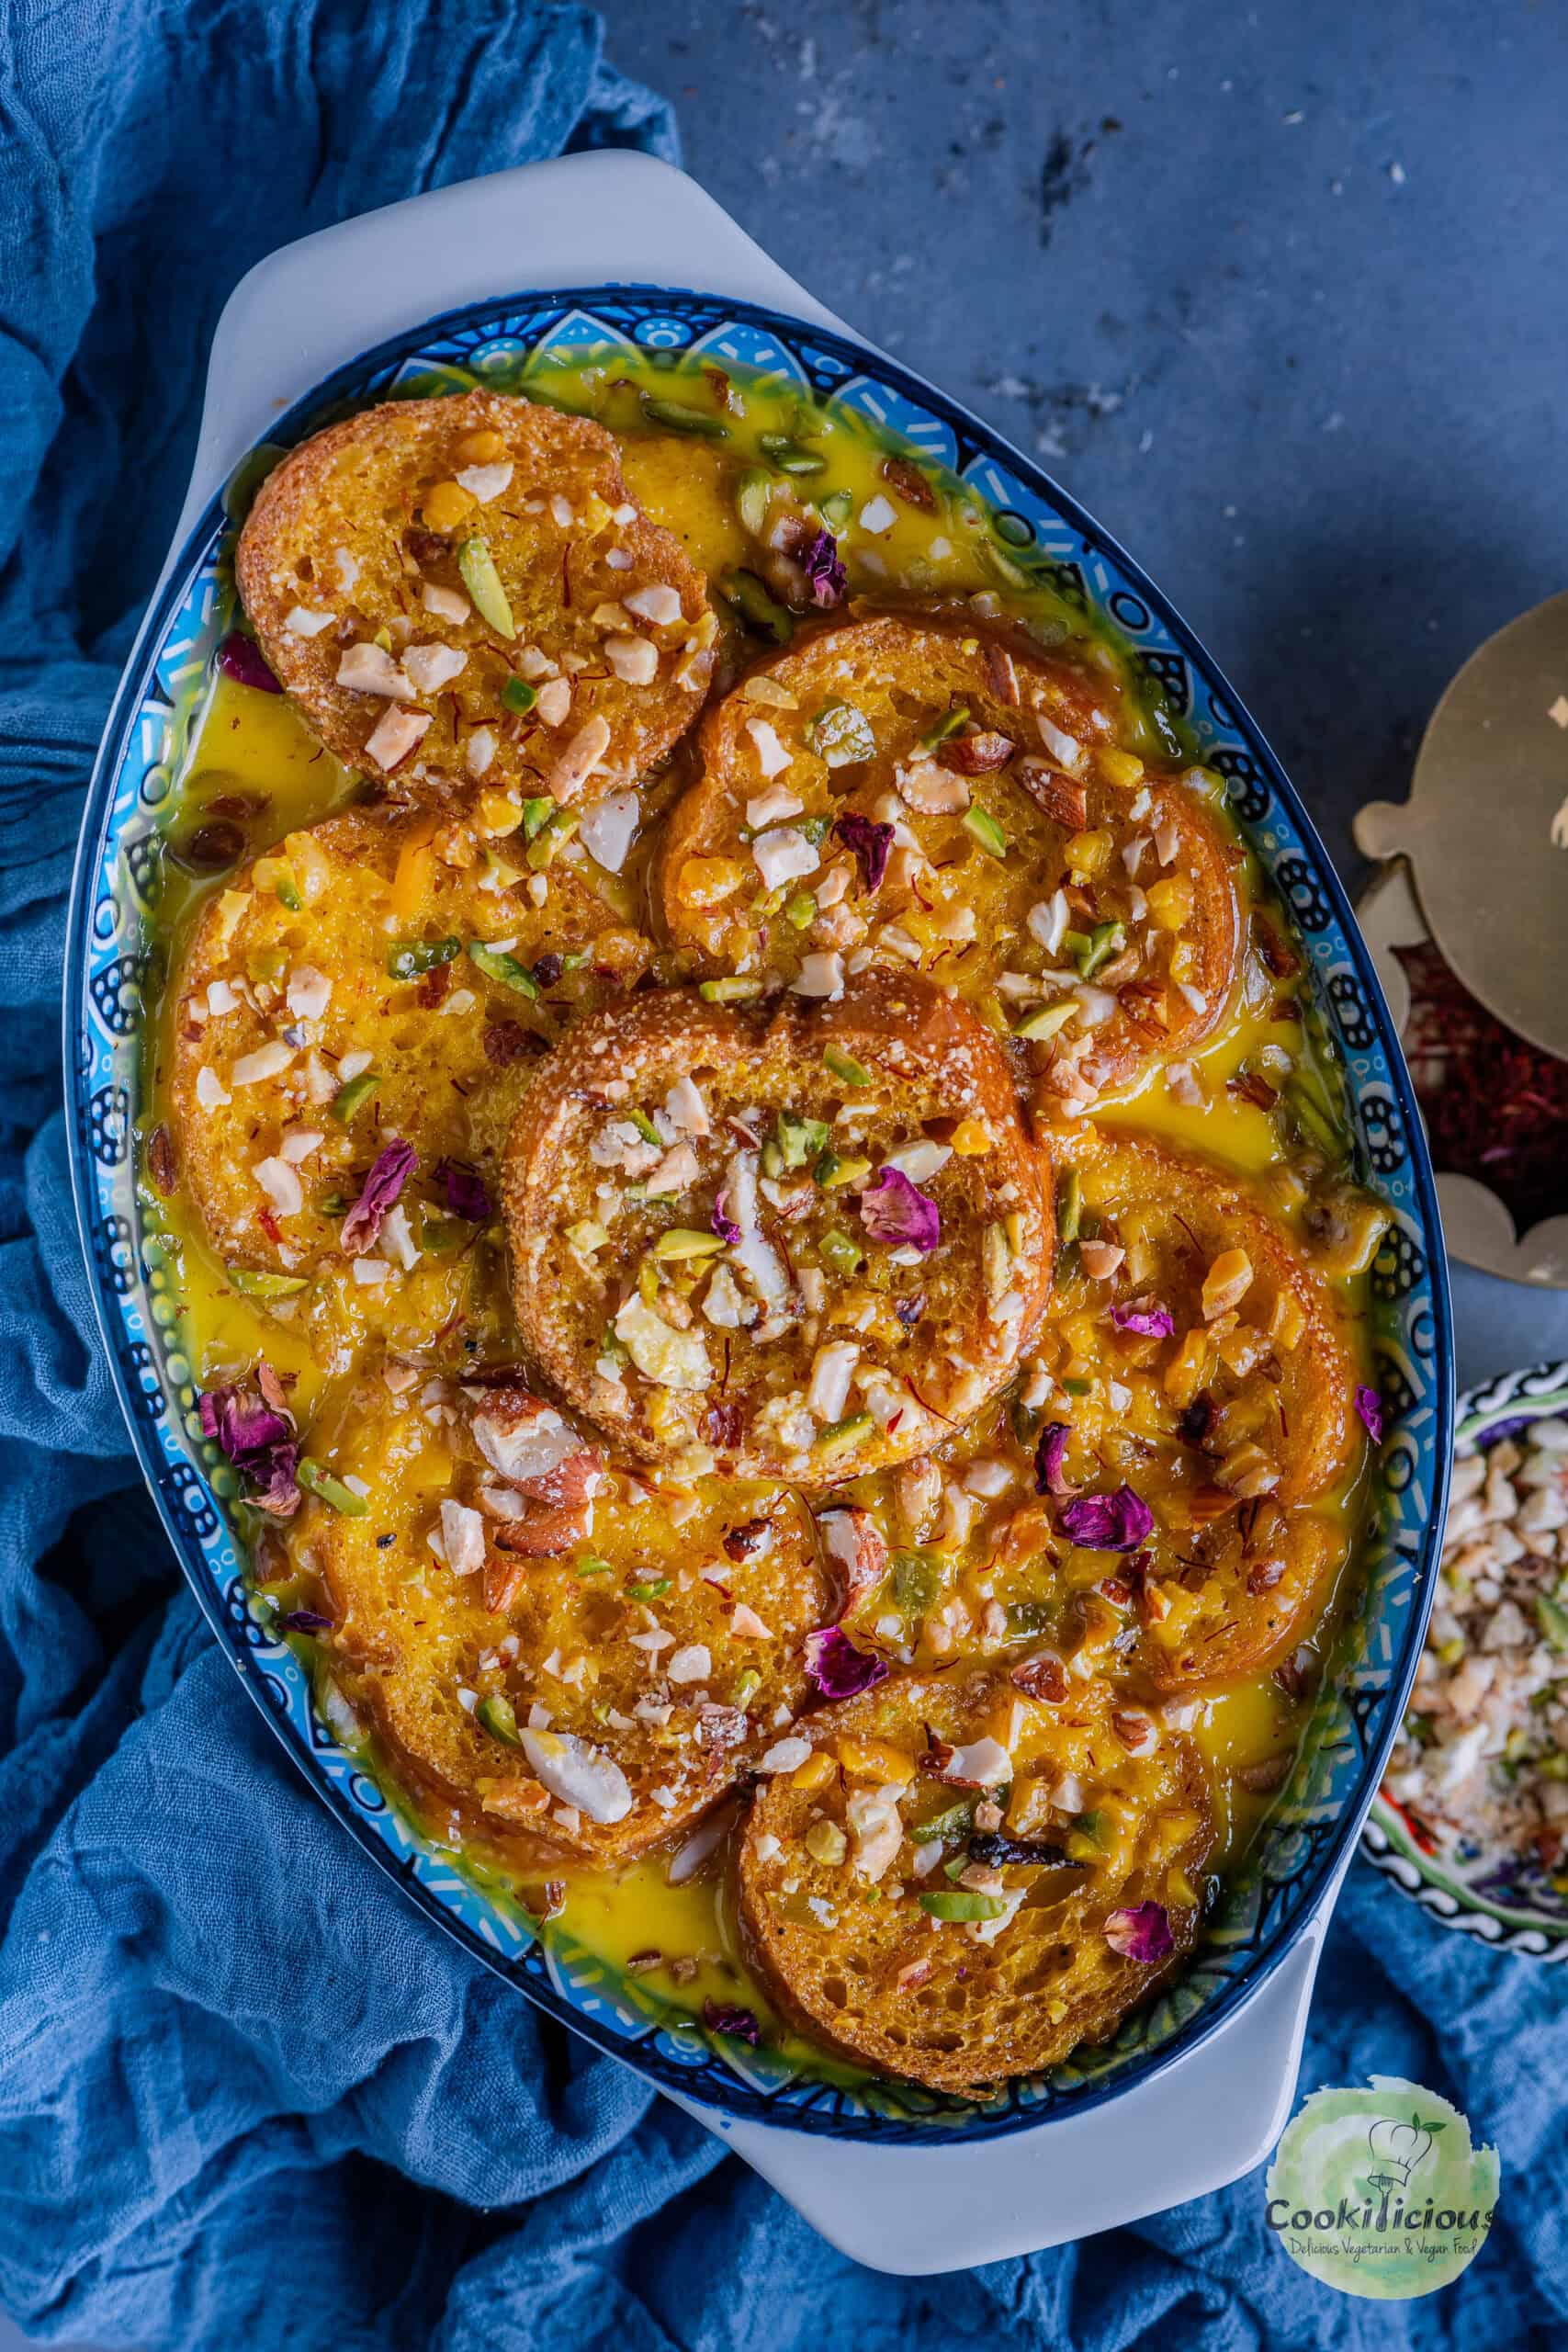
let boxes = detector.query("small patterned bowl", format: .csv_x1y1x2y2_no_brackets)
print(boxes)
1363,1360,1568,1961
67,276,1454,2142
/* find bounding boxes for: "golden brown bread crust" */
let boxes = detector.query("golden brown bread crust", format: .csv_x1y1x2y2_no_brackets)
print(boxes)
165,803,649,1283
306,1373,833,1869
659,611,1240,1115
736,1666,1213,2091
1062,1126,1360,1505
502,975,1054,1484
1137,1504,1347,1692
236,391,711,801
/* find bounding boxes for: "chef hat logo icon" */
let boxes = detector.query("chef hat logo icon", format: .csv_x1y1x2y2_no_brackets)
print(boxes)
1366,2112,1441,2189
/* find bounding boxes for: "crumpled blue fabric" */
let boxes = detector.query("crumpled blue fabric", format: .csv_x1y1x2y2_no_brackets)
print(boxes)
0,3,1563,2346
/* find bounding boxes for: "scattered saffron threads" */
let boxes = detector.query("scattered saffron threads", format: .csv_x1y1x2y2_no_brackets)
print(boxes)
1395,944,1568,1234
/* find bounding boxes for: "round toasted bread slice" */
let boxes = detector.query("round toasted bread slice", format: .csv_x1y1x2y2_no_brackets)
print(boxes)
166,804,650,1291
834,1127,1364,1694
660,612,1241,1119
736,1665,1213,2091
1126,1500,1348,1691
235,390,713,803
298,1374,833,1868
503,976,1054,1485
1056,1126,1361,1505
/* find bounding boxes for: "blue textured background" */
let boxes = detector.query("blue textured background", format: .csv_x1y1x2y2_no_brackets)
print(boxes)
614,0,1568,886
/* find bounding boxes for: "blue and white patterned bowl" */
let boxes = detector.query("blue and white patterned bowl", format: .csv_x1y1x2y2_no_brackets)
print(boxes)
63,287,1454,2143
1363,1360,1568,1961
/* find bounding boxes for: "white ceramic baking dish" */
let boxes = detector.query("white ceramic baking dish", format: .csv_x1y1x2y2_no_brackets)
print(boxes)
67,152,1451,2273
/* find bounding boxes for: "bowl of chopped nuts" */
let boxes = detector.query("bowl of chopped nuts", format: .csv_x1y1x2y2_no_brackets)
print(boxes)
1366,1360,1568,1958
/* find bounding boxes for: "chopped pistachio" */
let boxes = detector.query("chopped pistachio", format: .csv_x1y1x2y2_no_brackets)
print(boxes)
1013,1001,1077,1043
818,1227,863,1278
297,1460,367,1516
737,466,772,537
525,808,580,870
330,1070,382,1123
699,976,766,1003
806,697,875,766
467,940,540,998
776,1111,831,1169
963,806,1009,862
641,393,729,437
388,935,461,980
718,569,793,642
919,1889,1007,1922
476,1692,523,1746
759,430,824,475
918,704,970,752
823,1043,874,1088
225,1266,309,1298
457,537,515,639
653,1229,727,1261
814,1410,874,1457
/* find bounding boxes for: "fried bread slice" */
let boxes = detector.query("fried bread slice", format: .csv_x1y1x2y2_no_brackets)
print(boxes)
829,1125,1364,1693
736,1665,1213,2090
660,612,1240,1118
166,804,649,1295
236,391,712,804
299,1374,832,1867
503,975,1054,1484
1055,1126,1361,1506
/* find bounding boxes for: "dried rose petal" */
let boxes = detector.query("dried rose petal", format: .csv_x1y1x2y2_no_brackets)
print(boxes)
1104,1901,1174,1963
435,1159,491,1222
200,1386,291,1461
859,1166,941,1253
341,1139,417,1255
1355,1384,1383,1444
802,528,847,608
702,1999,762,2046
199,1374,300,1516
833,811,895,893
218,630,282,694
1034,1420,1075,1498
247,1442,302,1518
804,1625,889,1700
1111,1299,1176,1339
1058,1485,1155,1552
711,1191,742,1247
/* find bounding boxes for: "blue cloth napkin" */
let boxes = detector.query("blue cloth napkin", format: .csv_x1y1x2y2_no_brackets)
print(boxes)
0,5,1563,2346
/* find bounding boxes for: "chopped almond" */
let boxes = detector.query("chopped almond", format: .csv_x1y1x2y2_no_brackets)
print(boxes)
1201,1249,1254,1320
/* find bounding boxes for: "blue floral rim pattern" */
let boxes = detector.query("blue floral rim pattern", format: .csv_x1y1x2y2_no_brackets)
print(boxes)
63,286,1454,2143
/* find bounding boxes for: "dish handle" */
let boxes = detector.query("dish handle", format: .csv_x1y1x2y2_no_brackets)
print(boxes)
171,153,858,580
667,1889,1336,2276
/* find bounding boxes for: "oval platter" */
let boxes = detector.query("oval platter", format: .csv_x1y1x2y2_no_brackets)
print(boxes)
64,287,1454,2143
